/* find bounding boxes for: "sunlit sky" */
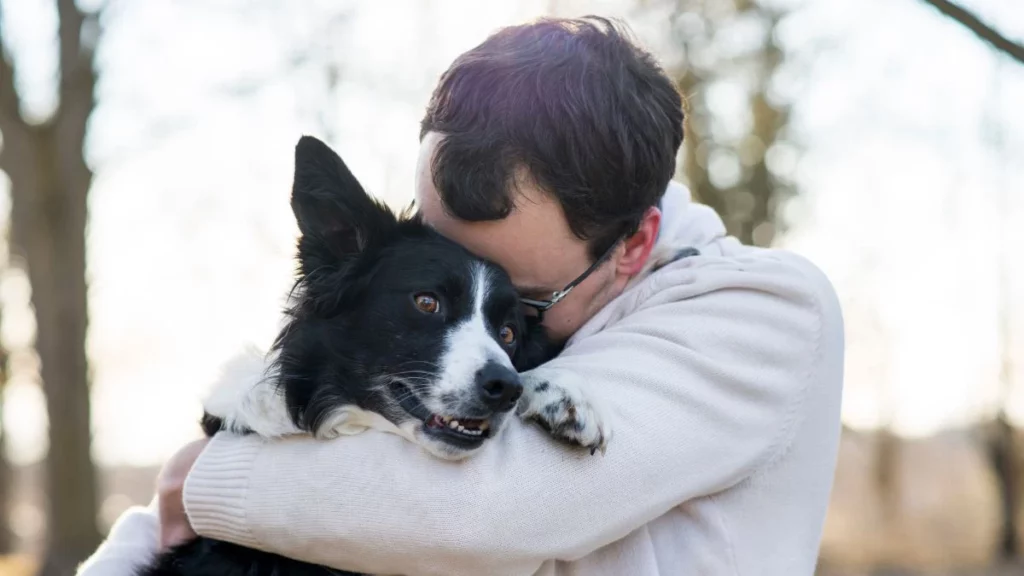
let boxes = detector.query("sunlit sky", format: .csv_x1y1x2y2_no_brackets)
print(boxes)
1,0,1022,467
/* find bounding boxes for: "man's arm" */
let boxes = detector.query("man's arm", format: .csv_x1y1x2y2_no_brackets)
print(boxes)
77,439,210,575
183,253,841,576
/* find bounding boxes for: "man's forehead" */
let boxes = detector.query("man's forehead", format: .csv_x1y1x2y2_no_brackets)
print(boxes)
413,131,587,293
416,203,555,292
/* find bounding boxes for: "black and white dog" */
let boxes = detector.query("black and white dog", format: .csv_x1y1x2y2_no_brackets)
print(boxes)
140,136,609,575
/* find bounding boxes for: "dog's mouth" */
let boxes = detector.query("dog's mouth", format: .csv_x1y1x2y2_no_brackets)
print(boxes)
424,414,491,446
390,381,492,449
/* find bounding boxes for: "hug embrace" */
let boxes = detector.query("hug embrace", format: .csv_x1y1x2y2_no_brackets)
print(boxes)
79,15,844,576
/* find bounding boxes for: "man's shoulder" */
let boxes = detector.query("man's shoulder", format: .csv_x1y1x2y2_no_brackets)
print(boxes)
644,244,840,317
741,247,844,340
649,245,844,435
577,242,843,359
734,247,841,312
626,243,843,367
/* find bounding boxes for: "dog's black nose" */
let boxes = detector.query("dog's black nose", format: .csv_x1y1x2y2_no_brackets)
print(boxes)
475,361,523,413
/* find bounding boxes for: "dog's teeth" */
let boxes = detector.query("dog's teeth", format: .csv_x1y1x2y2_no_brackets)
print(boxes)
439,416,489,436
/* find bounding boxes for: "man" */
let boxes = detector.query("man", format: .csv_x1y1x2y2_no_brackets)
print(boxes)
80,16,843,575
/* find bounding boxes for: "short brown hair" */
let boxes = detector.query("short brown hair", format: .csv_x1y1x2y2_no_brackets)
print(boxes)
421,16,684,260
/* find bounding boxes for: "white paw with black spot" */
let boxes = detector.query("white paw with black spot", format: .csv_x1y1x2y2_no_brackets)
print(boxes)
517,370,612,455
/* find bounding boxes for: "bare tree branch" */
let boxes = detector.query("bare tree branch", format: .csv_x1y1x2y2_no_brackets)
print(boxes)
919,0,1024,65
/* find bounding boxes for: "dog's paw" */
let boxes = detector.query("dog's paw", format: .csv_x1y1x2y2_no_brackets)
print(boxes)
517,370,612,455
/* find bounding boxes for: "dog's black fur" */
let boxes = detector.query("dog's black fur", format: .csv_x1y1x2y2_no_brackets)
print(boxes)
139,136,559,576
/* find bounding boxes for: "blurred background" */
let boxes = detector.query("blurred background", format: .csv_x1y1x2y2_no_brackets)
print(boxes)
0,0,1021,574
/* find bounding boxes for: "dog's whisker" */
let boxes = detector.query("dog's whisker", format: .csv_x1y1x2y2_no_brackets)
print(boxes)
387,370,436,378
398,360,444,370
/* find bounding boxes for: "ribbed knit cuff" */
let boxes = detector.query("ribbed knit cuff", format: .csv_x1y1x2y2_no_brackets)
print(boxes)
183,432,264,550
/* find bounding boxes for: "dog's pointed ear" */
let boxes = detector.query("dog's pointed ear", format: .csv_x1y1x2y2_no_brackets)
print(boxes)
291,136,396,275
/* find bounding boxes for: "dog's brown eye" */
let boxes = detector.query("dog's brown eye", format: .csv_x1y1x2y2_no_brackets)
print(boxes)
413,293,440,314
499,325,516,346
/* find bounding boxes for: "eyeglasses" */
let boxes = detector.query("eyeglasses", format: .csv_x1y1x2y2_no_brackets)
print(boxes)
518,239,622,323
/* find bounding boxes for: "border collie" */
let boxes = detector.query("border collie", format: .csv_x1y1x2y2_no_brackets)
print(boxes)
139,136,609,575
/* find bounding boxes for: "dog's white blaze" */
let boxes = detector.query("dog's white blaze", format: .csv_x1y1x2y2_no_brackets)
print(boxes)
434,263,512,397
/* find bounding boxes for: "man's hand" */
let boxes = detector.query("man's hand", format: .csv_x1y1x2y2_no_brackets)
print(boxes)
157,438,210,550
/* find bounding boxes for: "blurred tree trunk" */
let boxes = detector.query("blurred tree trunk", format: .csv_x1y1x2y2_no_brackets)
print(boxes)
743,22,787,247
987,70,1018,560
0,300,10,554
665,0,795,247
989,416,1019,557
0,1,101,572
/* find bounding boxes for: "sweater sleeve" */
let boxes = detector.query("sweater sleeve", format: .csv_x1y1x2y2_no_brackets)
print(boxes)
183,254,838,576
76,498,160,576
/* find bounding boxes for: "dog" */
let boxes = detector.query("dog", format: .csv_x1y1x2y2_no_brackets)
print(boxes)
139,136,610,575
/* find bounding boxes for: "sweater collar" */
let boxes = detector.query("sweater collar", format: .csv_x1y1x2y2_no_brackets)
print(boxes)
563,182,727,347
656,181,727,252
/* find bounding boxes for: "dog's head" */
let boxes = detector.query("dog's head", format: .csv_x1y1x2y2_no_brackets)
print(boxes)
272,136,556,459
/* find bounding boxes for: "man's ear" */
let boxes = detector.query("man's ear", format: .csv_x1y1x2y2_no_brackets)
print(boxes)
291,135,397,277
616,206,661,276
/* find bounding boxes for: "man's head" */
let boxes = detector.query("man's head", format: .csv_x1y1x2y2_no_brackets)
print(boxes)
415,16,684,342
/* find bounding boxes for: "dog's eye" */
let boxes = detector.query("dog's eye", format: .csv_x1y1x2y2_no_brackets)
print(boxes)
413,293,440,314
499,325,517,346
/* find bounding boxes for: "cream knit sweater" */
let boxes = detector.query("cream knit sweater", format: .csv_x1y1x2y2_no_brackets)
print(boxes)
78,182,845,576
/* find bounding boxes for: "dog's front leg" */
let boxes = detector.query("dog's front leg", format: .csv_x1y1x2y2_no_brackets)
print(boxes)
516,369,613,455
